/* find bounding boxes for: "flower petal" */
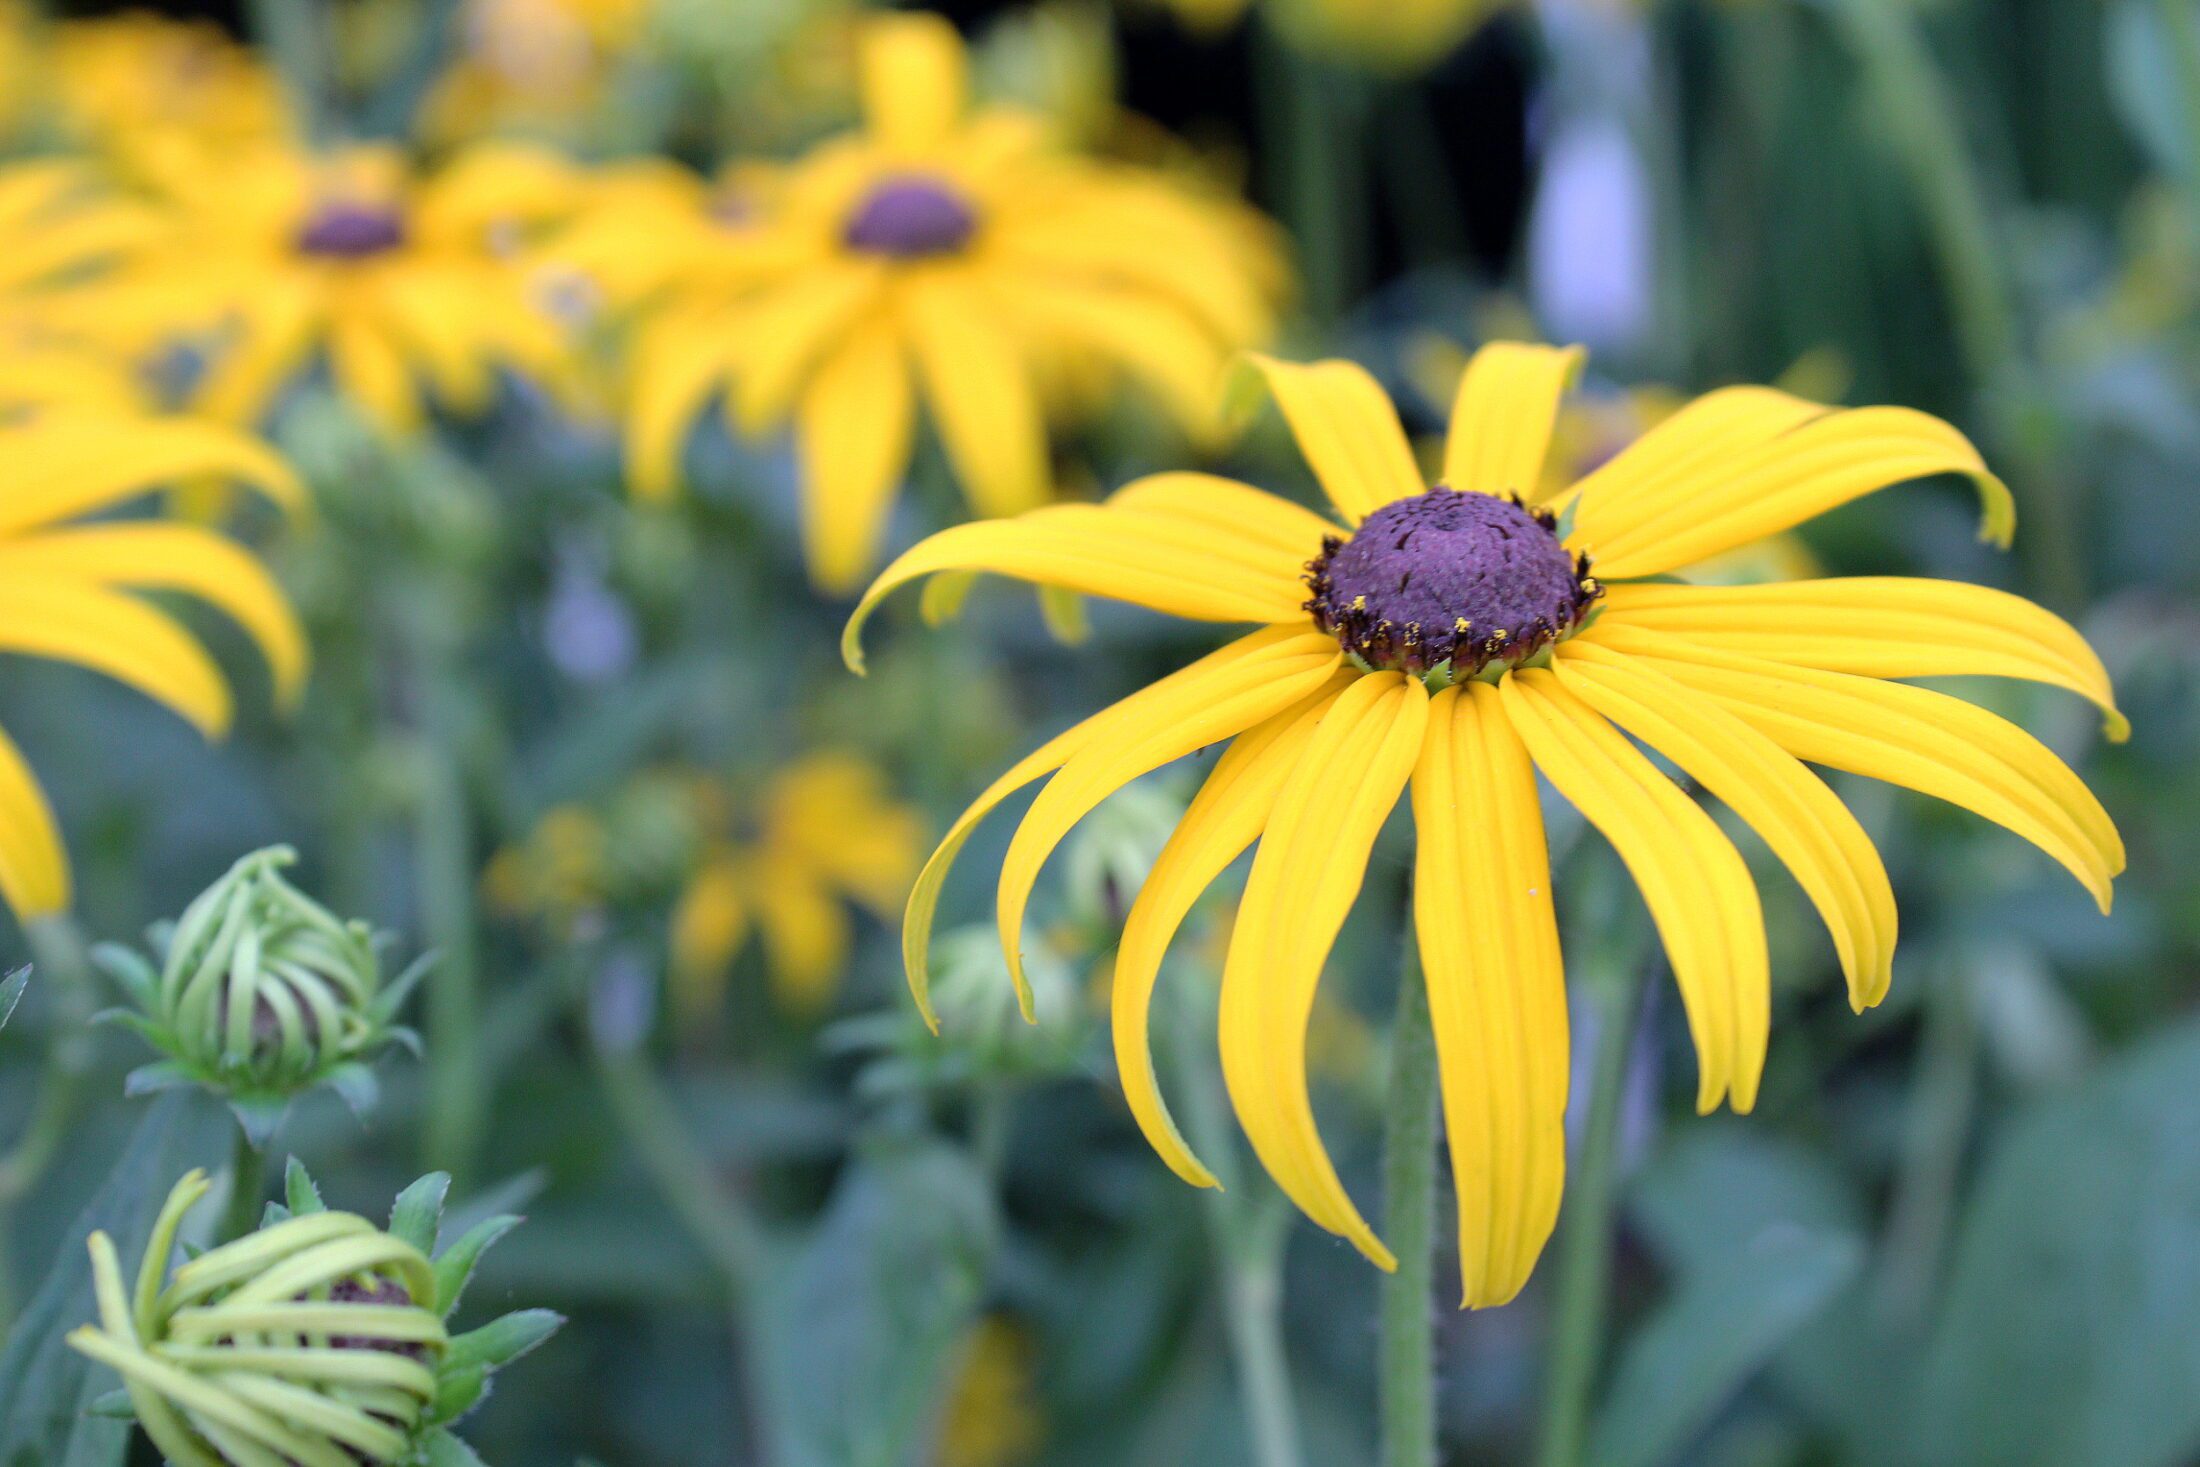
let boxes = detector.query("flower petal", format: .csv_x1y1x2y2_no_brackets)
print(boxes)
1499,669,1769,1114
0,578,232,738
0,418,304,534
1232,354,1422,522
1102,472,1339,568
1573,405,2013,579
1585,625,2123,912
1220,671,1428,1267
1442,341,1585,501
987,270,1230,438
729,261,888,434
756,865,851,1014
842,503,1308,675
1411,682,1569,1306
0,525,309,709
625,308,741,500
327,315,423,438
798,316,915,594
0,722,68,918
1597,577,2128,742
1556,640,1899,1010
860,12,969,156
905,270,1051,519
1111,679,1346,1190
998,631,1341,1009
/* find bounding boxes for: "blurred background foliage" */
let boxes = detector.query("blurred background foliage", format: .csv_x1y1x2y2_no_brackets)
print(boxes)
0,0,2194,1465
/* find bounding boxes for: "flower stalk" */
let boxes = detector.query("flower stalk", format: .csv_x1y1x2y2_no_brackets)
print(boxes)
1378,930,1439,1467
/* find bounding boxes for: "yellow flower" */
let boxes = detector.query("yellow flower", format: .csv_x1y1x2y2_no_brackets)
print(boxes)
49,11,290,156
622,12,1286,592
671,752,925,1018
934,1314,1044,1467
0,411,306,919
845,340,2126,1307
481,804,610,931
83,139,579,437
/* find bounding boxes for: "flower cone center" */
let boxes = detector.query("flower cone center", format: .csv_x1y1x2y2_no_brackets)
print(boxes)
843,174,978,258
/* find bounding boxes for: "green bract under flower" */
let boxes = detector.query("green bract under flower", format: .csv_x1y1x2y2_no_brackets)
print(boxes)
67,1162,560,1467
94,846,428,1141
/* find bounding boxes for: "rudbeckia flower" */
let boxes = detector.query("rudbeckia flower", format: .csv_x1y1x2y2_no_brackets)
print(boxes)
844,340,2126,1306
624,12,1286,592
83,141,578,437
0,411,306,919
48,11,289,157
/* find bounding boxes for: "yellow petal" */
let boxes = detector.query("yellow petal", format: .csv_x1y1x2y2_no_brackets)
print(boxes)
860,12,968,156
1556,641,1899,1010
906,626,1305,1028
0,418,304,534
327,315,423,438
1231,354,1422,522
1585,624,2124,912
0,722,68,918
1598,577,2128,742
1103,471,1339,568
905,270,1051,519
1575,405,2014,579
798,317,914,595
1411,682,1569,1306
625,310,740,501
729,262,887,435
0,525,308,709
842,502,1307,675
1113,679,1347,1190
987,271,1230,438
0,578,232,737
1499,669,1769,1114
670,856,750,1026
1442,342,1585,501
1551,384,1825,522
1220,671,1428,1267
757,865,851,1014
191,281,325,431
997,630,1342,1010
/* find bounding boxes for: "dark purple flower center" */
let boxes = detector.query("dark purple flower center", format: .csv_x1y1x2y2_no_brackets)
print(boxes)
296,200,407,259
842,174,978,258
323,1277,428,1360
1305,488,1601,676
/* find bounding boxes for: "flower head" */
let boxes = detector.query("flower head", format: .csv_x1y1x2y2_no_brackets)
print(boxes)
96,847,423,1140
68,1163,560,1466
846,339,2127,1306
619,12,1287,591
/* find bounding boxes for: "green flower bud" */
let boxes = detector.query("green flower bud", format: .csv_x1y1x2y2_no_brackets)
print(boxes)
68,1163,561,1467
95,847,427,1141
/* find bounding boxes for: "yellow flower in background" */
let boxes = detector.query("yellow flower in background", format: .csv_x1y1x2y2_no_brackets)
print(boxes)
0,412,307,919
934,1314,1044,1467
622,12,1286,593
672,752,924,1018
424,0,652,143
82,140,581,437
846,339,2125,1307
481,804,611,934
49,10,289,156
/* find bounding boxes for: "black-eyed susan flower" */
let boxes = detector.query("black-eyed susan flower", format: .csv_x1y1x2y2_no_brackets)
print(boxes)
68,1162,560,1466
844,340,2126,1307
622,11,1286,592
0,411,305,922
85,140,579,437
48,10,289,159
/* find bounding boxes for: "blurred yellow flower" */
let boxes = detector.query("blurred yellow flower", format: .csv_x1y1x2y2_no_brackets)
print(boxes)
82,140,583,437
934,1314,1043,1467
0,412,306,919
849,339,2125,1306
49,10,289,157
671,752,924,1018
621,12,1286,592
424,0,652,143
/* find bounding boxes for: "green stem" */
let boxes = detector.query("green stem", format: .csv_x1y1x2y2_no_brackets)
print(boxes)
591,1046,768,1295
408,624,486,1178
1875,956,1978,1325
1260,21,1366,327
1171,985,1302,1467
218,1129,268,1243
0,917,96,1204
1378,932,1439,1467
2155,0,2200,225
1534,953,1653,1467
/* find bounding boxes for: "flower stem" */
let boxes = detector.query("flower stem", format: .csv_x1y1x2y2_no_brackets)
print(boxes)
1378,930,1439,1467
218,1128,268,1243
1533,951,1652,1467
410,649,486,1179
1260,21,1367,327
0,916,97,1329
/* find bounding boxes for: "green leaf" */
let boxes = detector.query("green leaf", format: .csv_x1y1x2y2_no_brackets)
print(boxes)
389,1172,452,1255
443,1308,564,1374
1914,1017,2200,1467
121,1062,196,1099
226,1094,289,1148
429,1363,487,1427
86,944,155,1010
284,1156,326,1215
432,1214,522,1317
324,1061,380,1119
415,1429,488,1467
0,1093,220,1467
0,967,25,1030
1587,1227,1864,1467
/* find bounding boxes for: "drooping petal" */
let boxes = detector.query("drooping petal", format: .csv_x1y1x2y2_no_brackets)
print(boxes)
1498,669,1769,1114
986,271,1229,438
1220,671,1428,1267
327,314,423,438
904,269,1051,519
1411,682,1569,1306
625,309,741,500
1546,385,1823,517
0,525,308,708
0,418,305,534
1572,406,2013,579
1442,342,1585,501
0,579,233,737
1102,472,1339,569
669,855,750,1025
1112,678,1346,1190
755,865,851,1013
0,722,68,918
1232,355,1423,522
860,12,969,156
842,502,1308,674
797,316,915,594
1555,640,1899,1010
1597,577,2128,742
905,627,1311,1027
728,261,888,434
997,631,1342,1010
1585,624,2123,912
